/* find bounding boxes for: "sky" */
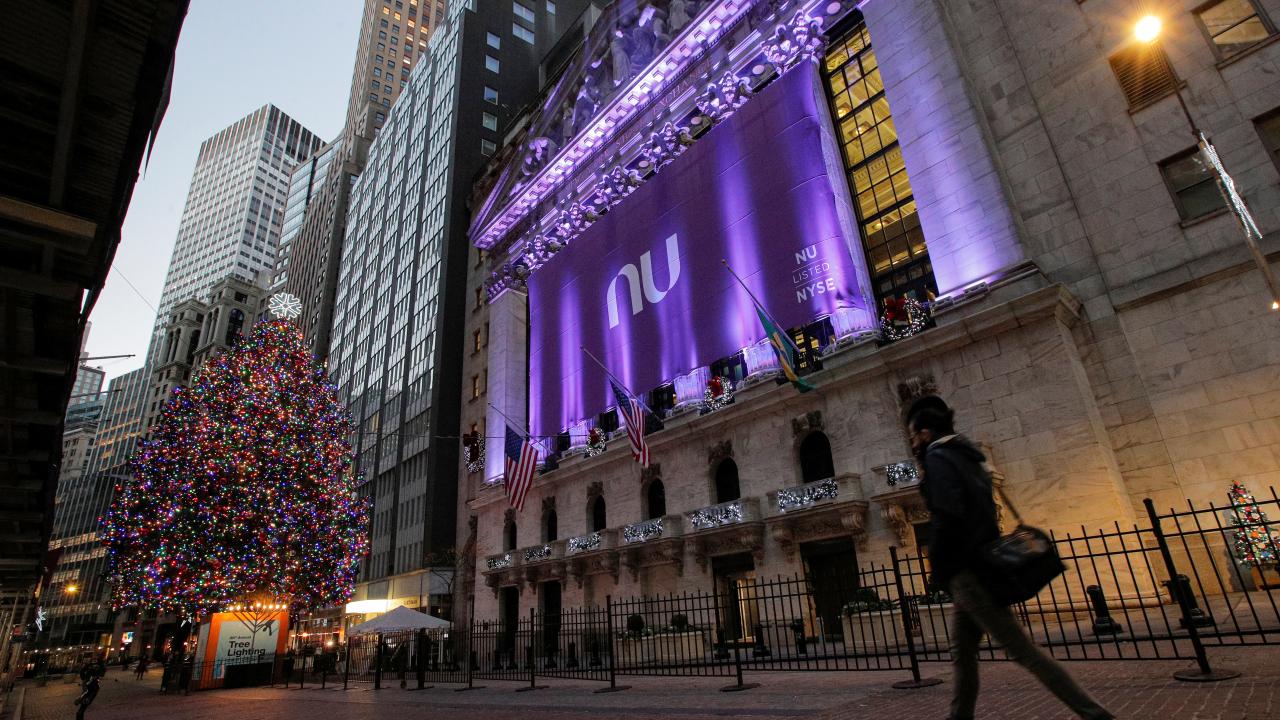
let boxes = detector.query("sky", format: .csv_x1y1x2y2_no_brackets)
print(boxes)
85,0,361,381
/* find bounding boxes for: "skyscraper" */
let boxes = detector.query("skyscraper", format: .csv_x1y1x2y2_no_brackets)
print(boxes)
151,105,320,352
328,0,587,615
42,367,149,648
272,0,445,357
146,105,320,421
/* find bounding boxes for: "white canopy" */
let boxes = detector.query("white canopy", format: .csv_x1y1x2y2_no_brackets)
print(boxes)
347,605,450,635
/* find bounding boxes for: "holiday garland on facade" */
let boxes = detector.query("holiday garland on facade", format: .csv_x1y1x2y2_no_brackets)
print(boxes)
1229,481,1279,567
102,319,369,619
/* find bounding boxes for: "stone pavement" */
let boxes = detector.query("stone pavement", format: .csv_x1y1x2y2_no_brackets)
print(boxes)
15,648,1279,720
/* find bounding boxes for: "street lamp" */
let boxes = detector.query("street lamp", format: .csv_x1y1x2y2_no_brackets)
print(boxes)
65,585,78,595
1134,16,1280,311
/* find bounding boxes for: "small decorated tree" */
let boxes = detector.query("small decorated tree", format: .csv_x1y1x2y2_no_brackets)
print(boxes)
102,299,368,620
1228,481,1279,569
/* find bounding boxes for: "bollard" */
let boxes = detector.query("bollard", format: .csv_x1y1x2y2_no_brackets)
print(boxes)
1086,585,1122,635
790,618,807,655
751,623,771,658
1164,574,1214,629
713,628,730,660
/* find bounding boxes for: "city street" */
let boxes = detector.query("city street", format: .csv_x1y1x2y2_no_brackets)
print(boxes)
15,649,1280,720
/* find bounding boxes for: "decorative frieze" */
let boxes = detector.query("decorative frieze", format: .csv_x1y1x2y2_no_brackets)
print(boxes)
763,12,826,74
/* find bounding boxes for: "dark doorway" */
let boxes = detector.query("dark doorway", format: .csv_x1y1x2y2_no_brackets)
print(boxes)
801,538,859,640
499,586,519,666
504,520,517,551
799,432,835,483
540,581,562,667
712,553,757,642
646,479,666,519
714,459,741,503
544,509,558,542
591,496,607,531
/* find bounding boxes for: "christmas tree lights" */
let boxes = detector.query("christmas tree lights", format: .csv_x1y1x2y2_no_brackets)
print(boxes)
102,319,369,619
1228,481,1279,568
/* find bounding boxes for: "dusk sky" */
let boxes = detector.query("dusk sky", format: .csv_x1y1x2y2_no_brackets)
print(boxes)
86,0,361,380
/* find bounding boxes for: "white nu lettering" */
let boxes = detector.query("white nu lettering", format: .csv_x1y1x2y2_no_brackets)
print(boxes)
641,233,681,304
607,263,643,329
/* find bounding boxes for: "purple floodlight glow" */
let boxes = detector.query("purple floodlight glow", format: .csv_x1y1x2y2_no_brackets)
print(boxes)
527,67,872,437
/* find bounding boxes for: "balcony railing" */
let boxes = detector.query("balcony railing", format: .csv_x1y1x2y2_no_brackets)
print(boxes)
884,461,920,488
775,478,840,513
622,517,666,544
687,497,759,531
566,529,617,555
485,552,514,571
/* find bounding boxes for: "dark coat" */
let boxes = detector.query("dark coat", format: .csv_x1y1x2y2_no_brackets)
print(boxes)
919,435,1000,589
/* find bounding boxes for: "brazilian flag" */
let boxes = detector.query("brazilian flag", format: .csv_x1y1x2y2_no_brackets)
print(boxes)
756,306,815,393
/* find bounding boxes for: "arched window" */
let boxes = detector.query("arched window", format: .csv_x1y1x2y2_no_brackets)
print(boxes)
646,479,666,520
591,496,607,532
714,459,741,503
225,308,245,345
799,432,836,484
543,509,558,542
504,519,517,551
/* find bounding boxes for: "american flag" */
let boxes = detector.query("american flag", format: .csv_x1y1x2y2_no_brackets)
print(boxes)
610,379,650,468
504,424,538,511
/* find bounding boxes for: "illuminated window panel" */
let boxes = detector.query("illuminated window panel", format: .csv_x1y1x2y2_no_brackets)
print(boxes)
821,19,937,305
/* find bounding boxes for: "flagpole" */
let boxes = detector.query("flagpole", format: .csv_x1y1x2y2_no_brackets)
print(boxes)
487,402,531,439
721,259,801,353
579,346,655,415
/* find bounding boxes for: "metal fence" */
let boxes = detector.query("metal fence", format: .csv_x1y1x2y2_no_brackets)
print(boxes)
195,490,1280,693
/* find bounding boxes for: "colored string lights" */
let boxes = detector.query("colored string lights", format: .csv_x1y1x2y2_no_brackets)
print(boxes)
101,320,369,620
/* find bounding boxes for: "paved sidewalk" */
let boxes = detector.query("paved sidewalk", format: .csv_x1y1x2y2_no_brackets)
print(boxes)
17,648,1279,720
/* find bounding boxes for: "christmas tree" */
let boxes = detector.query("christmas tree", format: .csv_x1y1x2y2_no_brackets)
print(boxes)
1228,481,1279,568
102,310,369,619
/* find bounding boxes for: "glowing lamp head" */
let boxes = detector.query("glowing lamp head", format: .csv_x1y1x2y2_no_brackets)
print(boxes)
1135,16,1162,43
65,584,78,594
1271,300,1279,311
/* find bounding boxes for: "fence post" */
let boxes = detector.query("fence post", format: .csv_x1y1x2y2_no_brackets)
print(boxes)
299,654,306,689
516,607,547,692
1143,499,1239,681
720,583,759,692
343,638,350,690
374,633,384,690
889,546,943,689
593,597,628,693
415,628,431,690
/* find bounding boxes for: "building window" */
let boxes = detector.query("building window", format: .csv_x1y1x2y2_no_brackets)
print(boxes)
714,459,741,503
1159,148,1226,221
504,518,517,551
482,111,498,131
481,139,497,155
645,478,666,520
474,286,484,309
1109,43,1179,110
471,374,482,398
513,0,536,24
485,54,500,73
546,0,556,14
543,508,558,542
473,329,482,352
821,22,935,306
1254,108,1280,173
1194,0,1274,59
798,432,835,484
591,496,607,532
486,31,501,49
483,86,498,104
513,22,535,43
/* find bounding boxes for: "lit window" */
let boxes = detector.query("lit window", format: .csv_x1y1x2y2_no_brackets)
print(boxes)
1159,148,1226,221
481,139,497,155
547,0,556,14
1194,0,1274,59
513,22,535,43
486,31,501,49
485,55,500,72
483,86,498,104
471,375,481,399
1109,44,1179,110
482,111,498,131
513,1,535,24
382,5,389,13
393,11,401,20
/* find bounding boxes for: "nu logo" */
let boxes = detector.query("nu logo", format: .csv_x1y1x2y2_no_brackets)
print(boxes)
607,233,681,329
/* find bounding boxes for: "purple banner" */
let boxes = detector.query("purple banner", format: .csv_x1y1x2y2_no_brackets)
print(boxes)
528,67,869,437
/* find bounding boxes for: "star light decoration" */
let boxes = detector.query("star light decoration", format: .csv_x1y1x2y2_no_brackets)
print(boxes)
101,319,369,620
268,292,303,320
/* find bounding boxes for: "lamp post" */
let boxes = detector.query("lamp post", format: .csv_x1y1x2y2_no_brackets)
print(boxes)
1135,15,1280,311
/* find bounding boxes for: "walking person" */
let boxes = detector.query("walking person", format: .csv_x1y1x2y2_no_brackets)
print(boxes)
906,396,1113,720
134,654,149,680
74,658,105,720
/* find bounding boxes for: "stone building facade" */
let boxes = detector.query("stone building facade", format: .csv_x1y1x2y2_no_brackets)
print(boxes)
459,0,1280,624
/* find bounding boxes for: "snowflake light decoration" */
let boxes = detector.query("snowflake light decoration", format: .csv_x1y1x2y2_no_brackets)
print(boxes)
268,292,303,320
